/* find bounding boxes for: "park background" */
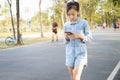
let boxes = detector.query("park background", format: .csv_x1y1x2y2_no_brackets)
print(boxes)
0,0,120,49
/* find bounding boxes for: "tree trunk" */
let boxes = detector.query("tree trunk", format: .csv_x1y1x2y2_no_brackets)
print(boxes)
7,0,16,39
16,0,21,45
79,3,82,18
61,10,64,29
39,0,43,37
64,0,68,22
89,11,93,29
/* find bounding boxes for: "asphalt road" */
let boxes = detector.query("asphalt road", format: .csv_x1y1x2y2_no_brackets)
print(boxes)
113,68,120,80
0,28,120,80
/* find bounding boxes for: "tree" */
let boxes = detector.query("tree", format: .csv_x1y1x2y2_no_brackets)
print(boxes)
96,0,120,27
39,0,43,37
31,11,50,31
113,0,120,7
7,0,16,39
0,5,1,15
78,0,100,28
0,2,9,27
51,0,67,28
112,0,120,19
16,0,21,45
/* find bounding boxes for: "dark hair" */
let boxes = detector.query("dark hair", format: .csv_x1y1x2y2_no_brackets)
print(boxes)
84,18,87,20
66,1,79,14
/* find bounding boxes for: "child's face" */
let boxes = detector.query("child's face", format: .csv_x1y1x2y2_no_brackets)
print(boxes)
67,9,79,22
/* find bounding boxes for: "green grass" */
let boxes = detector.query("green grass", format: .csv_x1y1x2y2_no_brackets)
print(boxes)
0,42,11,49
23,36,51,44
0,34,64,50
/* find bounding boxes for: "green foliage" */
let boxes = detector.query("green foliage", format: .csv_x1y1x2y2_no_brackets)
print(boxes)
32,11,49,26
78,0,120,27
30,11,52,32
78,0,100,28
50,0,66,28
2,2,9,14
1,0,120,33
0,1,9,19
96,0,120,27
0,21,2,27
113,0,120,7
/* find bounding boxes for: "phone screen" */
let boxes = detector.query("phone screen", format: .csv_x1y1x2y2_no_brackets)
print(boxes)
65,32,73,35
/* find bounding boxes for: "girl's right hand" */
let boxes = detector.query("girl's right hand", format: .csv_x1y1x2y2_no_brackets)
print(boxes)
65,33,70,41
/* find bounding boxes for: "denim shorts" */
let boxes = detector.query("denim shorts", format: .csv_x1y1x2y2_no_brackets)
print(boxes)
65,44,87,67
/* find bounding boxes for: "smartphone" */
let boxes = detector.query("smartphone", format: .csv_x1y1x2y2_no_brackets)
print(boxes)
65,32,73,35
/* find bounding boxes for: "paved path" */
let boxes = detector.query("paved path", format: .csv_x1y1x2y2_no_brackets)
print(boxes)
0,28,120,80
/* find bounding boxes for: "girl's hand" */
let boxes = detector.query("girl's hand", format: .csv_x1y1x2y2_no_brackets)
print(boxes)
69,33,84,40
65,33,70,41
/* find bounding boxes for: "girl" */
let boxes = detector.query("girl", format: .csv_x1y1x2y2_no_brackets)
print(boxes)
64,1,92,80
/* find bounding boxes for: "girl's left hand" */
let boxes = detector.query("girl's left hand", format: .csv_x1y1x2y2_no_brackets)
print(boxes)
69,33,84,40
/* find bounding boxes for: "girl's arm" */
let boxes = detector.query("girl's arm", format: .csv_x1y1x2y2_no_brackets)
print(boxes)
69,20,92,43
64,25,70,44
82,20,92,43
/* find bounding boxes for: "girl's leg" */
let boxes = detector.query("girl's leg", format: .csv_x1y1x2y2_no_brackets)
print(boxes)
68,67,74,80
73,63,84,80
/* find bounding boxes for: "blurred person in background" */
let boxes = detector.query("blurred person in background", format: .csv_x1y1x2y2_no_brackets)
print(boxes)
52,21,58,42
113,19,118,32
